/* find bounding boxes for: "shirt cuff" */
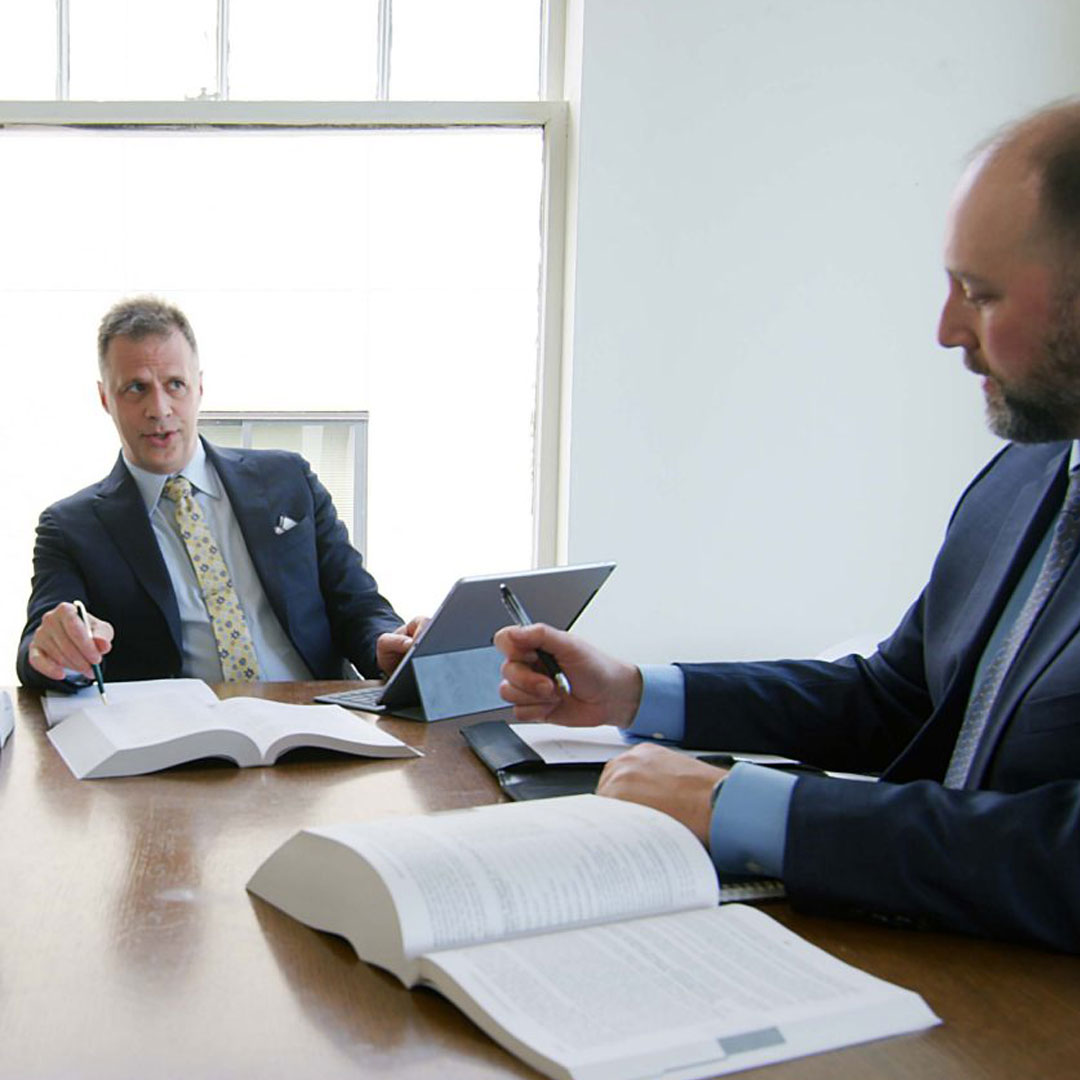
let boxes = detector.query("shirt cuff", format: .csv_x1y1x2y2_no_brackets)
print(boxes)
708,762,797,878
625,664,685,742
61,669,93,689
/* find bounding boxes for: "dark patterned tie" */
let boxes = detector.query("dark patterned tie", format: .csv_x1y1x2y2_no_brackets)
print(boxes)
162,475,261,682
944,468,1080,788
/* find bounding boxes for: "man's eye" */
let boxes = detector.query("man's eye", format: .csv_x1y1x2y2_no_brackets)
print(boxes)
169,379,186,392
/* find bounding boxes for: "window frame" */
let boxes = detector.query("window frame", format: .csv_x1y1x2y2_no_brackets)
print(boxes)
0,94,568,567
50,0,554,104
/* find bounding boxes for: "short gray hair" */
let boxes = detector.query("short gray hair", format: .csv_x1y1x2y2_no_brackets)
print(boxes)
97,296,199,375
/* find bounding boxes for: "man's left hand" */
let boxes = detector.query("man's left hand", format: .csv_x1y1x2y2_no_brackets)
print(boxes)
597,743,729,846
376,615,429,676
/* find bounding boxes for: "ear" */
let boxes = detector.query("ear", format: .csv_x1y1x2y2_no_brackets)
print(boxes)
97,381,109,414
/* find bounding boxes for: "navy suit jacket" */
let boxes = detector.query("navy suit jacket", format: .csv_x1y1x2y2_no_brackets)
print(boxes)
678,441,1080,951
17,441,402,689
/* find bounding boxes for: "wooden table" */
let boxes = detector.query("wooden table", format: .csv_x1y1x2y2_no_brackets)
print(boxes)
1,682,1078,1079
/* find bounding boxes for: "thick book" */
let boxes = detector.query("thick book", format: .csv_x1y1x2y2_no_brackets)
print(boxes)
47,688,418,779
42,677,218,728
247,794,938,1080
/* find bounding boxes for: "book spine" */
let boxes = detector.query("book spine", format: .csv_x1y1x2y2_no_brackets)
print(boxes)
718,878,786,903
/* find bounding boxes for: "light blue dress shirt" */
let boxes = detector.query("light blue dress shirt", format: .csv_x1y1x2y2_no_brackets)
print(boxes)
627,440,1080,882
628,665,793,878
124,442,313,683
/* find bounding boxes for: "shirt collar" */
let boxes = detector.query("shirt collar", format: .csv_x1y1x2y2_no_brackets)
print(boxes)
1071,441,1080,473
122,439,222,514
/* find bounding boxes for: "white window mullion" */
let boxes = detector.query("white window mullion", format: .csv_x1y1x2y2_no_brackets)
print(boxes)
376,0,392,101
217,0,230,101
55,0,69,100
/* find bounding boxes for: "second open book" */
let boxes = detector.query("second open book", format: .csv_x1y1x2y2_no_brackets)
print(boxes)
45,678,417,779
248,794,938,1080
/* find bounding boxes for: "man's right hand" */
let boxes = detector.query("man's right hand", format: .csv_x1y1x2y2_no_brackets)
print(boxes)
494,624,642,728
28,602,114,681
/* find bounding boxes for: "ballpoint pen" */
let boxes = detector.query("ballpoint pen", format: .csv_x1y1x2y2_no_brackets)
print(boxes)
73,599,108,704
499,583,572,695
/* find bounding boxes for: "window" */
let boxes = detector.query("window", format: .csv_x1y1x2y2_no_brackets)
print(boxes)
0,0,546,102
0,3,566,678
198,412,370,552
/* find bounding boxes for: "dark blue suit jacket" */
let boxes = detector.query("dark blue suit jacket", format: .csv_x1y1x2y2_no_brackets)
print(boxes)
17,441,402,688
678,441,1080,951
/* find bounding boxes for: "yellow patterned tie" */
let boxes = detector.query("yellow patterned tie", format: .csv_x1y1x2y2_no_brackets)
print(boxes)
162,475,261,682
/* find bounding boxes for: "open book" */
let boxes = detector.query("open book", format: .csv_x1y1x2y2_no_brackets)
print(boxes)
47,683,418,779
248,794,938,1080
42,677,218,728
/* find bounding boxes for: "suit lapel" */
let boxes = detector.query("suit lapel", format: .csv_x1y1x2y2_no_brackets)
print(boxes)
206,442,289,627
886,447,1069,783
93,455,182,649
967,457,1080,783
946,453,1067,684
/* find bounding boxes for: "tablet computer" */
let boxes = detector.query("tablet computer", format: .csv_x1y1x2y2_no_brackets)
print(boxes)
316,562,615,721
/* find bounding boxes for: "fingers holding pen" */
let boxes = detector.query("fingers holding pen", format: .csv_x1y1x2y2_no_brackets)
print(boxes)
493,624,643,728
28,602,114,680
497,656,564,722
495,624,568,695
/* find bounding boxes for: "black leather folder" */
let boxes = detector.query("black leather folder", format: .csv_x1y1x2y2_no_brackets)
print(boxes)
463,719,832,803
461,719,605,801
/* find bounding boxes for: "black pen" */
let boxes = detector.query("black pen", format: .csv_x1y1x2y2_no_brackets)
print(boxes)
73,600,108,705
499,583,572,694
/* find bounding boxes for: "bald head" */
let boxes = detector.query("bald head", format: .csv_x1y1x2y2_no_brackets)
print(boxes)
974,100,1080,270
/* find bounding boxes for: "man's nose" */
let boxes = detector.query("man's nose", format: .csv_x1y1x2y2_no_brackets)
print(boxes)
937,287,976,351
145,384,172,417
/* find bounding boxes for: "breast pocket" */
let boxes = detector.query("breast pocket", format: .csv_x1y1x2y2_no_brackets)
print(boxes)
272,516,319,597
274,515,313,548
1013,690,1080,735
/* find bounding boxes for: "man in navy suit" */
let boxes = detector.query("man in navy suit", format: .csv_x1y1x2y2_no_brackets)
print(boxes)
497,101,1080,952
18,296,423,691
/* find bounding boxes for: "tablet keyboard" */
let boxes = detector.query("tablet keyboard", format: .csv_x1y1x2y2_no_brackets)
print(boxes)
313,686,386,711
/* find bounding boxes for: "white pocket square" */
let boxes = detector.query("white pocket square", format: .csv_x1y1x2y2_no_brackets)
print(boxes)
274,515,298,535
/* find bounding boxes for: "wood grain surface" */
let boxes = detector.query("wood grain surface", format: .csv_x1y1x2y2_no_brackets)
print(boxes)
1,682,1077,1079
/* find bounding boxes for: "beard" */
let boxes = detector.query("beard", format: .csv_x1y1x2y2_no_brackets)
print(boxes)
983,292,1080,443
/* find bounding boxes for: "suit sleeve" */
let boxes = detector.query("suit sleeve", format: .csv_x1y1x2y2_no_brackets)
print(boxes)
680,595,1080,951
16,508,91,692
306,462,403,676
677,589,933,773
784,773,1080,952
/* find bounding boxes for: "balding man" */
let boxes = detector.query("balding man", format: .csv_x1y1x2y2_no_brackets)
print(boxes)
497,100,1080,953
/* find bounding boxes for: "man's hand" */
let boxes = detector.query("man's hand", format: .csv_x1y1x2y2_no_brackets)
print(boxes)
494,623,643,728
28,602,114,681
376,615,429,676
598,743,728,845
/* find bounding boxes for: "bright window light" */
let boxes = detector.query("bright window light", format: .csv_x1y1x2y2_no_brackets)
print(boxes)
0,1,55,99
229,0,380,101
391,0,541,100
69,0,218,101
0,126,543,674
